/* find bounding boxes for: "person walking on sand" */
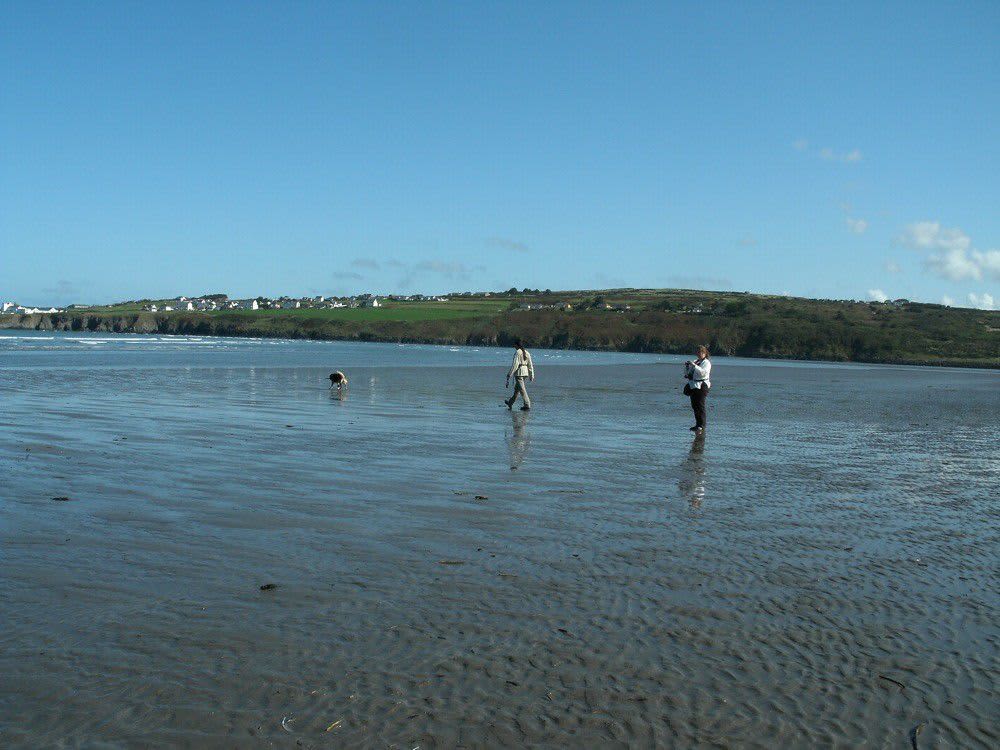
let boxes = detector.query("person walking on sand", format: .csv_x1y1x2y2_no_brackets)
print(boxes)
505,340,534,411
683,345,712,433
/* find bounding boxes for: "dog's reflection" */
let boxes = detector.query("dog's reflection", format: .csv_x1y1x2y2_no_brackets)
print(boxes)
506,410,532,471
678,432,706,508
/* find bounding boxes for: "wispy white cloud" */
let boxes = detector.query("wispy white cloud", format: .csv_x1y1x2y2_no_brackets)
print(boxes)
738,235,758,248
967,292,996,310
898,221,1000,282
884,260,902,274
898,221,971,253
794,139,863,163
395,258,485,290
867,288,889,303
817,146,863,163
976,249,1000,279
331,271,365,281
351,258,380,270
845,217,868,234
926,249,983,281
413,260,474,277
941,292,995,310
486,237,530,253
42,279,80,301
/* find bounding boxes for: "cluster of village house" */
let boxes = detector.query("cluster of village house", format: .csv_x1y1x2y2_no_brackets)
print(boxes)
138,296,629,313
1,302,63,314
139,293,451,312
1,295,635,316
514,301,631,312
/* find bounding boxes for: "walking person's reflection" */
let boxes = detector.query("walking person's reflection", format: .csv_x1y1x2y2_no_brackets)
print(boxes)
506,410,532,471
678,432,707,508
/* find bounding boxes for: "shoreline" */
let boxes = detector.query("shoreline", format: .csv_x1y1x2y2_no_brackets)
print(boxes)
2,310,998,370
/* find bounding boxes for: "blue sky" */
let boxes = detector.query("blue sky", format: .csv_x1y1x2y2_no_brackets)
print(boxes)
2,1,998,308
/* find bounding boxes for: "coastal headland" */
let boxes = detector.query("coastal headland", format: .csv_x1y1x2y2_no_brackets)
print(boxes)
2,289,997,368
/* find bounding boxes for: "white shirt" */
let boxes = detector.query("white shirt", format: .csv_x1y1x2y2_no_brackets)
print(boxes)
508,349,534,380
685,358,711,389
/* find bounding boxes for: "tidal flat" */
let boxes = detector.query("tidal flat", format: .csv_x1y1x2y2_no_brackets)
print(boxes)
1,332,997,748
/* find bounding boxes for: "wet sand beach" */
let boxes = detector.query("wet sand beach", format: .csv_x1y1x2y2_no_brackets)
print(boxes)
1,332,997,748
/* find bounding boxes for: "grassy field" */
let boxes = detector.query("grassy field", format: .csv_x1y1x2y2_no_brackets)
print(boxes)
236,299,509,322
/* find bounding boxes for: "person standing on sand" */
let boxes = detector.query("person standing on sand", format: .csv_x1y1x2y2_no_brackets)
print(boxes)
683,346,712,433
505,340,534,411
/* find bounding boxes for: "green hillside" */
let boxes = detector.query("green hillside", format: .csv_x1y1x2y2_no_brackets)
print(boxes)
4,289,998,368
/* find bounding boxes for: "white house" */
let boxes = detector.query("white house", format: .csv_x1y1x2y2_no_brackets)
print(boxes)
361,297,381,308
2,301,16,313
163,305,174,311
14,306,61,314
239,299,259,310
281,300,301,309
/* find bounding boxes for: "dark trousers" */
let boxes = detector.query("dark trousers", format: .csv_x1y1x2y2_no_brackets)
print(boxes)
689,385,709,428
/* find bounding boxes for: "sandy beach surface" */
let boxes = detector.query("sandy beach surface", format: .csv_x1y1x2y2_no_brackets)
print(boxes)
1,332,997,748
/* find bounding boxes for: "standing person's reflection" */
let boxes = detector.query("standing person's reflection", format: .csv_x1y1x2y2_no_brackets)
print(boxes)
678,433,706,508
506,410,532,471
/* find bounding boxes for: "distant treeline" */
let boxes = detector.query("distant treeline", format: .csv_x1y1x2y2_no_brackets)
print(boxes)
3,291,998,368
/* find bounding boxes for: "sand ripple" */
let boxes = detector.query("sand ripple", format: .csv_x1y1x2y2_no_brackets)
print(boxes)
1,348,998,747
